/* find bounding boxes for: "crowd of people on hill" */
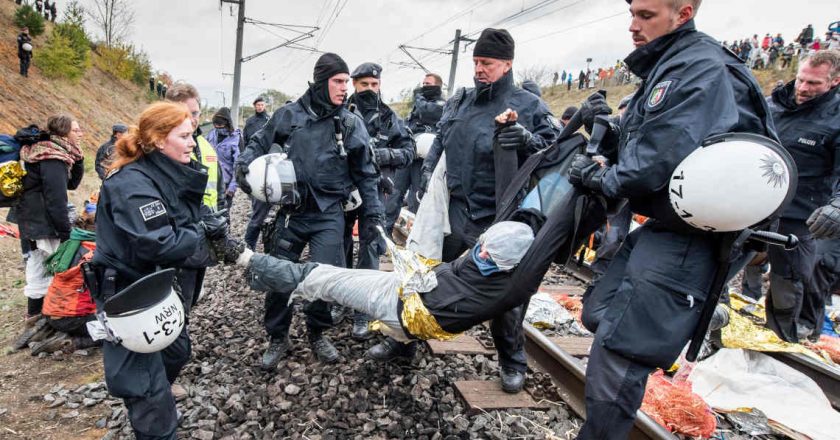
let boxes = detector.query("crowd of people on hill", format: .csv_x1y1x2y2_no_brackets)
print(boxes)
552,61,635,92
725,24,840,70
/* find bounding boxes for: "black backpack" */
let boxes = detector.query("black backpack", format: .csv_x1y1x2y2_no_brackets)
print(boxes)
13,124,50,147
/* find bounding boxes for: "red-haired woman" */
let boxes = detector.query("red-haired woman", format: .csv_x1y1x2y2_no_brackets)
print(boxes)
92,102,226,439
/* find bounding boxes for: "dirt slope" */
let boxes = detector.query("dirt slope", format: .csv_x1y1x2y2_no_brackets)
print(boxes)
0,0,150,151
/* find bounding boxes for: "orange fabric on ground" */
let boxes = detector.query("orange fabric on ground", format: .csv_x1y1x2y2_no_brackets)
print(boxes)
641,371,717,438
42,243,96,318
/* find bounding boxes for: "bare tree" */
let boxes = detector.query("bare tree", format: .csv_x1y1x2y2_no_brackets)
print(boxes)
86,0,134,47
516,64,554,87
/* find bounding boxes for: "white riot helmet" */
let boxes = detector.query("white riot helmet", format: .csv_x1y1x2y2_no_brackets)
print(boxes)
667,133,797,232
102,269,184,353
413,132,436,159
246,153,300,207
22,42,33,52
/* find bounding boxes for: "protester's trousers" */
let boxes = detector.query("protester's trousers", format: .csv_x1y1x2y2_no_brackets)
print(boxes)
578,223,717,439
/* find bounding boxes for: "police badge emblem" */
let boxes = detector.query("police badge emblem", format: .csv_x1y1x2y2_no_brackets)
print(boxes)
647,80,672,110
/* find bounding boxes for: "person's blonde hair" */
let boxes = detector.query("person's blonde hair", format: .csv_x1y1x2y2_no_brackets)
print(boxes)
108,102,191,172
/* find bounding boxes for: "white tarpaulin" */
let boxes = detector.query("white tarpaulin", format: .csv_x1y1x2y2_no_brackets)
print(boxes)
689,348,840,440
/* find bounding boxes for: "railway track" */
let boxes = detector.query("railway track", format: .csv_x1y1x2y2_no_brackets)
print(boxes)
561,262,840,411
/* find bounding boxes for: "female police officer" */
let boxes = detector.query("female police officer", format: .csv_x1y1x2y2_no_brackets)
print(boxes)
92,102,227,439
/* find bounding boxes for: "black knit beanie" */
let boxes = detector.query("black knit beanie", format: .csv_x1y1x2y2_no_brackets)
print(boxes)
473,28,515,60
313,53,349,84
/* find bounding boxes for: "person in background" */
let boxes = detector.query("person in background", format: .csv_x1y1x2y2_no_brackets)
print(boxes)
242,96,272,250
17,26,32,77
206,107,242,211
95,124,128,180
15,115,85,320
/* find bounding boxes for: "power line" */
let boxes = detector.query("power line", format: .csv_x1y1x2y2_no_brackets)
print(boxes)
521,10,625,44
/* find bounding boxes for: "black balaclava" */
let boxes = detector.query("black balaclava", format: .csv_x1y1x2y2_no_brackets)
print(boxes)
353,89,380,112
212,107,233,139
420,84,442,100
308,53,349,117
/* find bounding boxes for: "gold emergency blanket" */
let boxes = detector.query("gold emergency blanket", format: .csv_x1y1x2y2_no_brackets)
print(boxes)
722,294,827,363
0,161,25,198
371,227,460,341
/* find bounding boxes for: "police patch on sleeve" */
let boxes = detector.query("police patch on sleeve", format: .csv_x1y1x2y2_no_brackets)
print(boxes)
139,200,167,222
646,80,673,110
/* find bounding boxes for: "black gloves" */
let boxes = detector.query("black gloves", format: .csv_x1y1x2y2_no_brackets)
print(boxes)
418,168,433,200
235,162,251,195
496,123,532,151
808,199,840,239
568,154,608,192
210,237,247,264
374,148,393,166
200,209,229,240
579,92,613,133
380,176,395,196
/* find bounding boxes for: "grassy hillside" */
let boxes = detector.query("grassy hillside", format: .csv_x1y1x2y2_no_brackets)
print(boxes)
0,1,154,205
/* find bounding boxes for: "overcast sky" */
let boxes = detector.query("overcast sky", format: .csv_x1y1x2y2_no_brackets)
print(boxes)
79,0,837,107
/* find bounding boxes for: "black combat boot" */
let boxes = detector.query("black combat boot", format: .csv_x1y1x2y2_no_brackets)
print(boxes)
352,314,372,340
310,334,340,363
500,367,525,393
366,337,417,361
261,336,290,370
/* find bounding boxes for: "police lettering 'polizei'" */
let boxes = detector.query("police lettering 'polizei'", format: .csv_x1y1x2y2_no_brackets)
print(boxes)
236,52,383,369
344,62,414,339
367,27,560,394
760,50,840,342
391,72,447,220
567,0,777,437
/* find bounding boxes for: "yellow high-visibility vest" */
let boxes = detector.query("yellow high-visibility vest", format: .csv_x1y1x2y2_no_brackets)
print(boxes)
191,135,220,210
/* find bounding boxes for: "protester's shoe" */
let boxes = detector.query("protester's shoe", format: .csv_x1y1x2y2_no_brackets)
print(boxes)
331,305,350,324
71,336,101,351
352,318,372,340
709,305,730,331
30,332,72,356
310,335,340,363
261,336,290,371
366,337,417,362
13,316,47,350
24,313,42,328
500,367,525,394
170,383,188,402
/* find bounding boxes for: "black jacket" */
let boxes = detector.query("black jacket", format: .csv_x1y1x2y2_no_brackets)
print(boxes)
769,83,840,220
600,20,776,228
238,89,383,218
422,70,559,220
94,137,116,180
17,32,32,59
243,111,270,149
406,91,445,134
93,151,214,286
17,156,84,241
348,94,414,173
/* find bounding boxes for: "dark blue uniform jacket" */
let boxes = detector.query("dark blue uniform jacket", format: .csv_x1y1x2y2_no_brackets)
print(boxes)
238,90,383,218
768,82,840,220
348,96,414,172
602,20,777,226
93,151,214,286
422,70,559,220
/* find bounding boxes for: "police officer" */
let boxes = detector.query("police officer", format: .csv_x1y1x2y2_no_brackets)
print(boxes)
166,83,226,212
242,97,272,250
569,1,776,437
344,62,414,339
236,53,384,368
765,50,840,342
368,28,559,394
391,72,446,219
92,102,228,439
